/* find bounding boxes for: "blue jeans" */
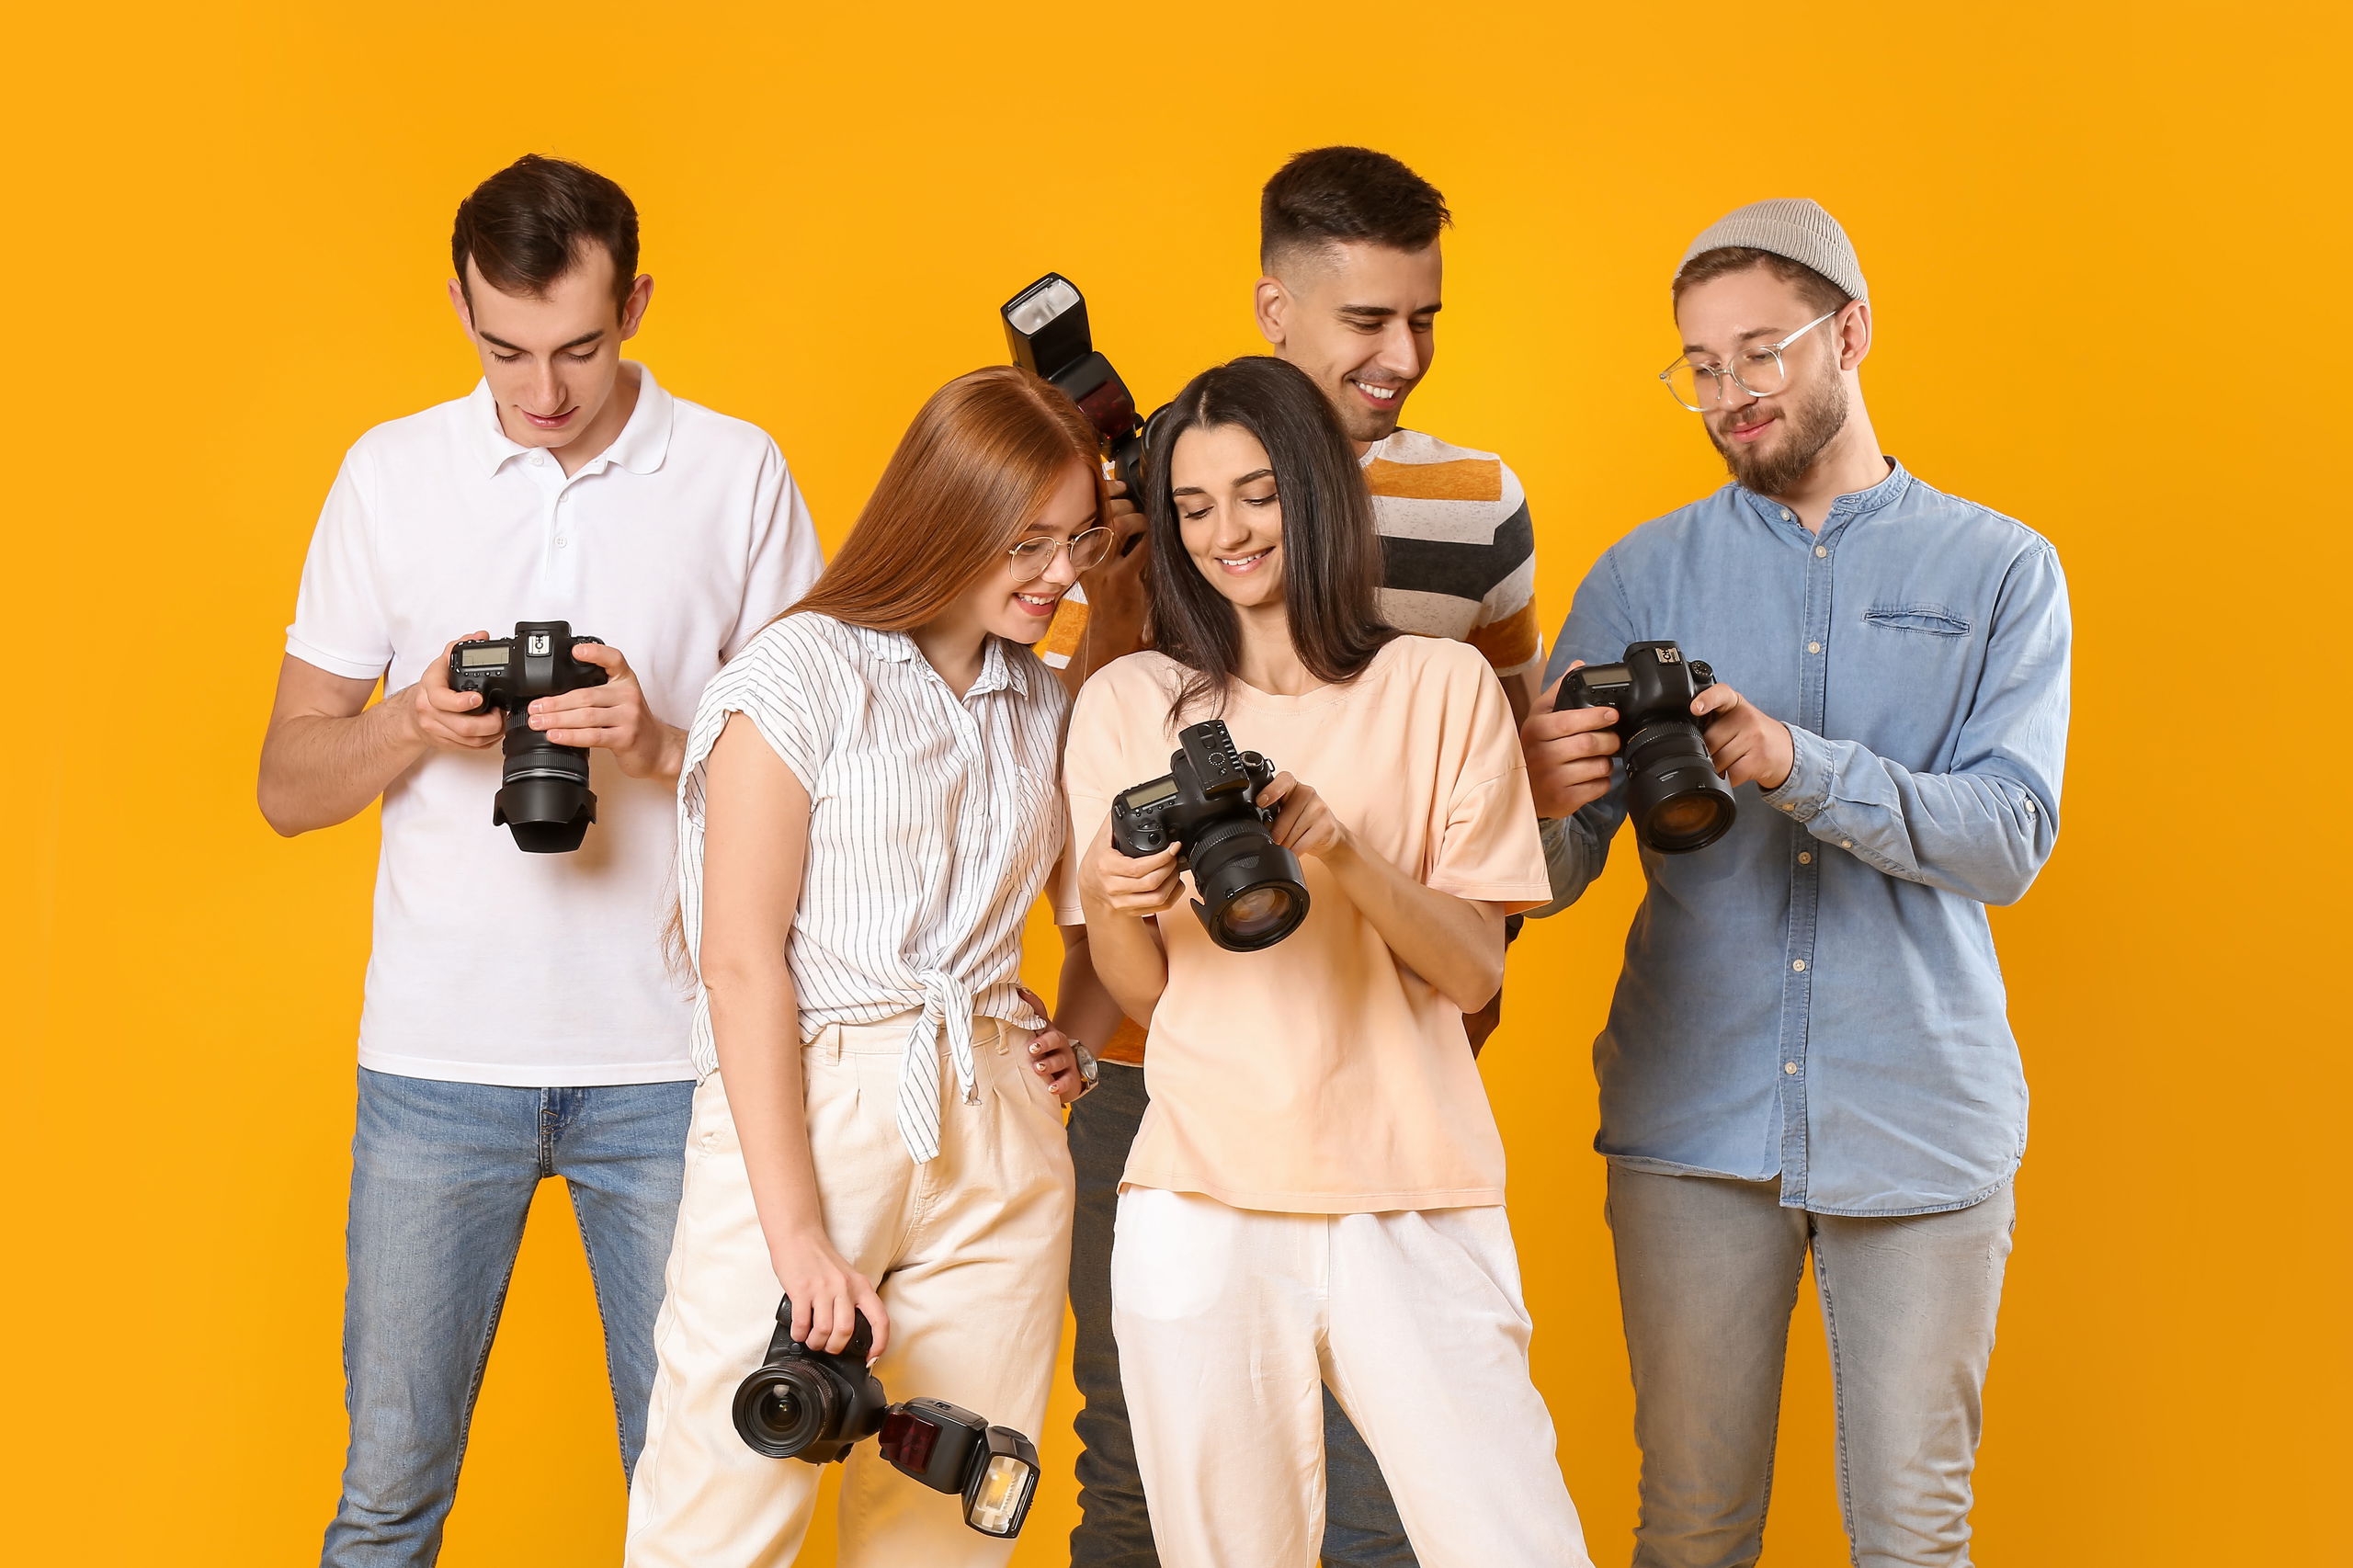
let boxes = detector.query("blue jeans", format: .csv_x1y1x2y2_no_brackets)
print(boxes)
320,1068,694,1567
1066,1063,1417,1568
1606,1167,2018,1568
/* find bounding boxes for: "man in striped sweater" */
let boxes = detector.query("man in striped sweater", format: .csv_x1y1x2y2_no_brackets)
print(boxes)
1050,146,1545,1568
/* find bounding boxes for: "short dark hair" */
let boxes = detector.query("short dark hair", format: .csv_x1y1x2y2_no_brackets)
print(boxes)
1144,357,1398,720
1260,146,1451,271
1672,246,1850,318
451,154,639,312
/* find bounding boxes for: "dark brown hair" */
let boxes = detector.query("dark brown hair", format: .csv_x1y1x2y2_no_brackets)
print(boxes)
788,366,1107,631
1673,246,1851,318
451,154,640,311
1143,357,1396,719
1260,146,1451,271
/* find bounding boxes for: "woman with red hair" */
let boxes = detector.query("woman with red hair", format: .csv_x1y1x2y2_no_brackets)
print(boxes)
626,366,1119,1566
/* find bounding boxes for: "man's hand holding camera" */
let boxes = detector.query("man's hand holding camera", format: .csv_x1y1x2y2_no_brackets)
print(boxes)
1520,663,1623,818
521,640,684,780
413,630,685,780
411,631,508,752
1690,683,1793,791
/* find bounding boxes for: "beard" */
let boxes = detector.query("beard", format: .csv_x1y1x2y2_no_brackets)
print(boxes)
1326,374,1408,445
1708,368,1847,495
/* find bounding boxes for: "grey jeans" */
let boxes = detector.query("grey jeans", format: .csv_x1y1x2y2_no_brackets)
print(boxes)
1606,1166,2017,1568
1066,1062,1417,1568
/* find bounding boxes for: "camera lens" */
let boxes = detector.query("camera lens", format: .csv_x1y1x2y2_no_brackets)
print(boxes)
1218,885,1299,943
1623,722,1737,854
732,1361,840,1459
1188,822,1311,952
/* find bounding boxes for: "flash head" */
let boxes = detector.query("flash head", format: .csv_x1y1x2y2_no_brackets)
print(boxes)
876,1399,1040,1539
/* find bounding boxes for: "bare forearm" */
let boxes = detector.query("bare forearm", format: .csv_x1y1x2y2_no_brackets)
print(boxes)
258,688,428,835
1324,842,1504,1012
1077,904,1168,1025
1054,932,1135,1046
707,965,826,1248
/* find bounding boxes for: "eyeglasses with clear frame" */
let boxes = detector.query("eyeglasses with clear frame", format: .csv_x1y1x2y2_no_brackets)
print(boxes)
1658,310,1840,412
1006,526,1115,583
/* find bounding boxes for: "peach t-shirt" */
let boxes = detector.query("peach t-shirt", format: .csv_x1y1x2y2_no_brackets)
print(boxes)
1055,636,1552,1213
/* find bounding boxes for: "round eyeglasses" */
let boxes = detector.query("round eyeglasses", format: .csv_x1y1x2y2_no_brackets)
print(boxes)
1007,526,1115,583
1659,310,1839,412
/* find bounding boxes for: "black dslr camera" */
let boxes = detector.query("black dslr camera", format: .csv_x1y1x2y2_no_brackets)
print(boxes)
1000,272,1165,511
733,1296,1042,1540
446,620,608,854
1559,641,1738,854
1110,720,1311,952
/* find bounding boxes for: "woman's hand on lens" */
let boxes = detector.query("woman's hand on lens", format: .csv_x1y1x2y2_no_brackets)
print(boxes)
1081,816,1187,918
771,1231,889,1362
1258,771,1348,861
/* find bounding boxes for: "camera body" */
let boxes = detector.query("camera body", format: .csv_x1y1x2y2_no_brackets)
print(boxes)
447,620,608,854
1000,272,1164,503
1110,720,1311,952
1559,641,1738,854
733,1296,1044,1538
731,1296,888,1466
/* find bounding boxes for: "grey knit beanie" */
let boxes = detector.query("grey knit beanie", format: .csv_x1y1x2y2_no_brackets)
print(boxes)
1677,198,1867,302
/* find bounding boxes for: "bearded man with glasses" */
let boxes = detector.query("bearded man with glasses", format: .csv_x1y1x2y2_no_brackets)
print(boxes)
1520,199,2072,1568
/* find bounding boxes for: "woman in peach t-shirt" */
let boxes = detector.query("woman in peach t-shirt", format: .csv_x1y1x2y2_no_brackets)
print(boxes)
1059,358,1593,1568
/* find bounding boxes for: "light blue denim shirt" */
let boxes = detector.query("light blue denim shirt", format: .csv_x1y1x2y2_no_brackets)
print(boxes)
1536,460,2070,1216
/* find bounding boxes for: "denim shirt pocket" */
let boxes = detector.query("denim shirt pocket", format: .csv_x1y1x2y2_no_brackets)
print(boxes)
1863,603,1972,636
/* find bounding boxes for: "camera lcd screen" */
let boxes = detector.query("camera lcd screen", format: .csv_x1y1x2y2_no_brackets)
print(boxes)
460,646,509,668
1122,779,1181,811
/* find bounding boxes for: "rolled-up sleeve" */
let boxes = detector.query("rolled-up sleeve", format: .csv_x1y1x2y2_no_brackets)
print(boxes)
1761,542,2070,905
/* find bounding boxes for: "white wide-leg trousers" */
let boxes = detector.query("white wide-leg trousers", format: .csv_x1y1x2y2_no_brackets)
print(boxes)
1112,1186,1594,1568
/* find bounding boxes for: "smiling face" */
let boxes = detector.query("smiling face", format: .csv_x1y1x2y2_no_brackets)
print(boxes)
449,243,651,453
1256,240,1441,449
957,458,1100,646
1169,423,1287,612
1674,264,1859,496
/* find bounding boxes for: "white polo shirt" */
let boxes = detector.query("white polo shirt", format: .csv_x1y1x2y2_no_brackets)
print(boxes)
287,365,823,1086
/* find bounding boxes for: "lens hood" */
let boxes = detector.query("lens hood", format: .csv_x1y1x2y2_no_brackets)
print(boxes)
1623,722,1736,854
1188,820,1310,951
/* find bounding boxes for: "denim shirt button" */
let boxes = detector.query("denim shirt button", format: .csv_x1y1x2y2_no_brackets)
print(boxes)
1784,1062,1799,1074
1814,544,1828,558
1792,960,1807,971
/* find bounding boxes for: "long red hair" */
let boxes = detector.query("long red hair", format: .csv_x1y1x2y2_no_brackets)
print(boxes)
788,365,1106,630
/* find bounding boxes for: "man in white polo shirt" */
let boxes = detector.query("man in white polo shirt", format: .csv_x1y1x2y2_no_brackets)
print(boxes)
257,154,821,1567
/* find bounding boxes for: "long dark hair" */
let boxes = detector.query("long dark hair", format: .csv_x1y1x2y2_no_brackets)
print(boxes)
1143,356,1396,718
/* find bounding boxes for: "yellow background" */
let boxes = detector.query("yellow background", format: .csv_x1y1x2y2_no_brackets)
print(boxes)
6,3,2347,1562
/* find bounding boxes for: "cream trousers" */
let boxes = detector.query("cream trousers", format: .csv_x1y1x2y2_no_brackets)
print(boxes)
1113,1187,1595,1568
624,1013,1074,1568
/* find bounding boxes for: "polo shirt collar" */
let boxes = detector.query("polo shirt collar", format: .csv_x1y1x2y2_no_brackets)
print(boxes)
466,362,676,479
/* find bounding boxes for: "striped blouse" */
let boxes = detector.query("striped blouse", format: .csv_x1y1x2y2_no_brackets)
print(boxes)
675,611,1070,1162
